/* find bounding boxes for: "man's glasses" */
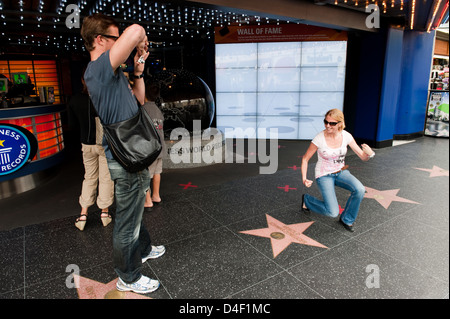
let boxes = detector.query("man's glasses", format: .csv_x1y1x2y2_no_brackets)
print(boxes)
323,119,341,126
99,34,119,41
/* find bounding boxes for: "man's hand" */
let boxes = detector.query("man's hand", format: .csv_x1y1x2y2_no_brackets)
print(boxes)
134,37,149,74
136,37,149,56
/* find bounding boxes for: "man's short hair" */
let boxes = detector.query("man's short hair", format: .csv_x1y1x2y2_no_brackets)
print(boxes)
81,13,119,52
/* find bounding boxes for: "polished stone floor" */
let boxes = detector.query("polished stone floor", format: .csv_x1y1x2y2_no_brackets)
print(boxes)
0,137,448,302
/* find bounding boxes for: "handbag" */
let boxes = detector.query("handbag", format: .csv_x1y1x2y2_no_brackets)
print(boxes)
101,105,162,173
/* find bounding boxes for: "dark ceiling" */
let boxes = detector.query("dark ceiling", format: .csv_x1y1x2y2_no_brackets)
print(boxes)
0,0,448,54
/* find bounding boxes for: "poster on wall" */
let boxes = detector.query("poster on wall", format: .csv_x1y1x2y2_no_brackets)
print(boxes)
425,90,449,137
215,24,347,44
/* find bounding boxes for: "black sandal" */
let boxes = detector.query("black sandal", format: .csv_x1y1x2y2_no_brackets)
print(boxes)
339,219,354,232
301,194,311,215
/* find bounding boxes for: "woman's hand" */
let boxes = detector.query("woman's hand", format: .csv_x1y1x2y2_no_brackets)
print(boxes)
361,144,374,157
303,179,313,188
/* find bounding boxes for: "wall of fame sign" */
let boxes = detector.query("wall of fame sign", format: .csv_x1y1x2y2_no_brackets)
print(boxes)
215,41,347,139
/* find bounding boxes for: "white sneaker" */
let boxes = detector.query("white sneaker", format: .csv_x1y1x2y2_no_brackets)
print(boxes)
116,275,160,294
142,245,166,263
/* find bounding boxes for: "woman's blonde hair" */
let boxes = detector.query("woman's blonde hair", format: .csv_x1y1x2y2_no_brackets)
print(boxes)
325,108,346,131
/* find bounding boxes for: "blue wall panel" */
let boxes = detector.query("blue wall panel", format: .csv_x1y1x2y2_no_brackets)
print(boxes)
377,27,404,143
395,30,435,136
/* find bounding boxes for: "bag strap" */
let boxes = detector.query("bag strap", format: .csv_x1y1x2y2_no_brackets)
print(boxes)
89,97,142,127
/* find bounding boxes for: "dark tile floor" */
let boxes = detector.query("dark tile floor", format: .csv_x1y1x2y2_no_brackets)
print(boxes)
0,137,448,303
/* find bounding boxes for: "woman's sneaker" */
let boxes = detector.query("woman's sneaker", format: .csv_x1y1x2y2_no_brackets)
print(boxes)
142,245,166,263
116,275,160,294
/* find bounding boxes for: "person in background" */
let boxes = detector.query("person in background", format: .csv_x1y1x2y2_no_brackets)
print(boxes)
81,13,165,294
143,82,165,209
67,74,114,231
300,108,375,232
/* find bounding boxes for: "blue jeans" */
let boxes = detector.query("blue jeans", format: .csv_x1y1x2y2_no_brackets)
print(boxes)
107,158,152,284
304,170,365,226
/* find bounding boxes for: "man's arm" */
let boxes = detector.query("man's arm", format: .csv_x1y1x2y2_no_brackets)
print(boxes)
131,41,149,105
109,24,146,71
109,24,149,104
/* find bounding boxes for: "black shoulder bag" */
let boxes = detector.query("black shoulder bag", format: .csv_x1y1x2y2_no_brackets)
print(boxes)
100,105,162,173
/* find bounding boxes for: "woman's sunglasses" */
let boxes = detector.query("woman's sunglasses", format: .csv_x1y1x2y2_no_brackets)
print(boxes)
323,119,341,126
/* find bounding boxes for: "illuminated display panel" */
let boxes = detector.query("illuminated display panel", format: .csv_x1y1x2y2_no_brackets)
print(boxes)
215,41,347,139
0,112,64,161
35,114,55,123
0,118,32,126
0,60,61,103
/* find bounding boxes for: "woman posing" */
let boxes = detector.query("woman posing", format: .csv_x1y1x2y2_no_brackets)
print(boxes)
301,109,375,232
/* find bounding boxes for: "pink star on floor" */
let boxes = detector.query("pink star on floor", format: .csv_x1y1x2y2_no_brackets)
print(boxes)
74,275,151,299
364,187,420,209
414,166,449,178
240,214,327,258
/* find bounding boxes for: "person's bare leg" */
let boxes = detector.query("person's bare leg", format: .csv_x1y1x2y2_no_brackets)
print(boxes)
151,174,161,203
144,190,153,208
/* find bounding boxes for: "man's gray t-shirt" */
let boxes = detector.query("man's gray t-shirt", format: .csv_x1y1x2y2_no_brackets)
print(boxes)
84,50,139,159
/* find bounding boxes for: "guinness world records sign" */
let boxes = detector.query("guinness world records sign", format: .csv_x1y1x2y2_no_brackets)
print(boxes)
0,124,37,175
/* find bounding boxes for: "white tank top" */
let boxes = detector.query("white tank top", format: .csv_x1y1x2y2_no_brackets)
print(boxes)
311,130,353,179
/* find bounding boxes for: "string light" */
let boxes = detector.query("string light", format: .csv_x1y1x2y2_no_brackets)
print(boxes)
0,1,297,51
1,0,445,51
334,0,415,16
410,0,416,30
